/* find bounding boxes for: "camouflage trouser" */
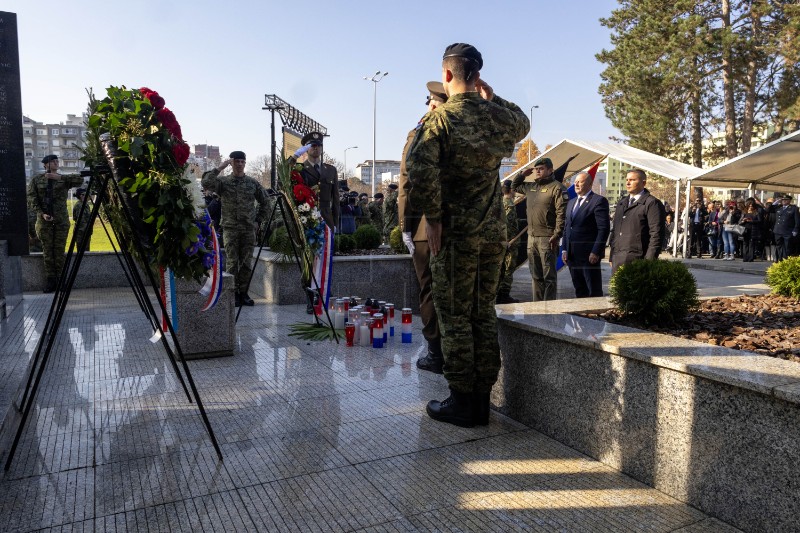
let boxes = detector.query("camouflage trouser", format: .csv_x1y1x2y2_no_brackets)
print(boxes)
35,219,69,279
224,225,256,293
430,237,504,394
528,236,558,301
74,228,93,252
497,241,521,296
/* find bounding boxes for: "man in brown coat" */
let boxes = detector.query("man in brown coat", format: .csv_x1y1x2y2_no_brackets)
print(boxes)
398,81,447,373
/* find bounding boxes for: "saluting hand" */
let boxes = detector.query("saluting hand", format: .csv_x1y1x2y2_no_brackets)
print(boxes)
475,78,494,101
218,159,231,171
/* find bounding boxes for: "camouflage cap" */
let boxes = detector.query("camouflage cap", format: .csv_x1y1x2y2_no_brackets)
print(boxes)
425,81,447,105
301,131,324,146
534,157,553,169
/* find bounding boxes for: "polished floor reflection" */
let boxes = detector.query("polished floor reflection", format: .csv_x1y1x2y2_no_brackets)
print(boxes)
0,289,737,532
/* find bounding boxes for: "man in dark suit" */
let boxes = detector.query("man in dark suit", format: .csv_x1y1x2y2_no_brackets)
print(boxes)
609,169,666,274
291,131,340,230
398,81,447,373
561,172,610,297
687,199,708,258
774,193,800,261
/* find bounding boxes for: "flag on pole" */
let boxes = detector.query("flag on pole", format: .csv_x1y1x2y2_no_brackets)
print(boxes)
312,224,334,316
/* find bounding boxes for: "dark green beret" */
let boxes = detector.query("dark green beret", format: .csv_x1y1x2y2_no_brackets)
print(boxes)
301,131,324,146
443,43,483,70
425,81,447,105
42,154,58,164
229,151,246,160
348,191,359,198
502,179,512,189
374,193,384,199
534,157,553,169
388,183,398,190
76,188,87,196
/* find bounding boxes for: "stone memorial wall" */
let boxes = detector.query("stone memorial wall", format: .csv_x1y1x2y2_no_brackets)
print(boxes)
0,12,28,256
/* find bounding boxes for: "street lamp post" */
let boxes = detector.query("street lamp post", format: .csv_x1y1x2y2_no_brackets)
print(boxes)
343,145,357,183
528,105,539,164
364,71,388,198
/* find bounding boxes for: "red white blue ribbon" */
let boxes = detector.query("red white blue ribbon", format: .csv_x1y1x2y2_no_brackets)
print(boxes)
312,224,334,316
198,213,222,312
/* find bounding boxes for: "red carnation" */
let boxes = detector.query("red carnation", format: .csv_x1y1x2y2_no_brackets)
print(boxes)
172,141,190,165
140,87,166,109
290,170,304,185
156,107,183,140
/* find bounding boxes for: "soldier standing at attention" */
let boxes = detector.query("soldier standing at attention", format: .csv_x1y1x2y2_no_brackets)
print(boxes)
399,80,448,374
512,157,568,301
202,151,270,307
368,193,385,230
406,43,529,427
383,183,399,238
290,132,340,231
27,154,85,293
356,193,370,227
72,188,94,252
496,179,521,304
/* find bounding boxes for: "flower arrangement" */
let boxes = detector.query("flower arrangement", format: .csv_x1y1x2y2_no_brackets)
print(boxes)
289,164,326,254
82,86,212,280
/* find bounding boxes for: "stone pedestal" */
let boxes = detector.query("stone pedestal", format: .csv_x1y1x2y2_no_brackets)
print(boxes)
172,273,234,359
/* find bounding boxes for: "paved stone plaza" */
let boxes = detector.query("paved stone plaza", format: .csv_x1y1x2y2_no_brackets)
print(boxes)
0,287,744,532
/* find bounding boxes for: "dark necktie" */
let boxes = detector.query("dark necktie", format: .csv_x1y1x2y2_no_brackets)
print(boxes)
314,164,320,173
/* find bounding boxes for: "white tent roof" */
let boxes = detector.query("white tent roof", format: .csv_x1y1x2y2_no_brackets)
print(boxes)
507,139,704,183
688,129,800,193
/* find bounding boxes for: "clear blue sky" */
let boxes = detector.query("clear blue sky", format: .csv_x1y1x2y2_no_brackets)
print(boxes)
7,0,621,173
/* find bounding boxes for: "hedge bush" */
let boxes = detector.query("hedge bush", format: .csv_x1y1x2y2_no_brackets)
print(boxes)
353,224,382,249
609,259,699,325
766,256,800,299
334,234,356,253
389,226,407,254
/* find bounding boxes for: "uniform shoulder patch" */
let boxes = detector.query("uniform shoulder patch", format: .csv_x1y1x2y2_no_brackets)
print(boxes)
562,193,570,200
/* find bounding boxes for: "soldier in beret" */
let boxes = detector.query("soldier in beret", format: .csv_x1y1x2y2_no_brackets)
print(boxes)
406,42,529,427
496,179,521,303
72,188,94,253
202,151,270,307
356,192,370,227
368,193,384,230
399,80,448,374
290,132,340,231
512,156,569,301
27,155,85,293
383,183,400,239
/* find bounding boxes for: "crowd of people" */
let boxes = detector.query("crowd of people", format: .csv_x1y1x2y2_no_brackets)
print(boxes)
666,194,799,262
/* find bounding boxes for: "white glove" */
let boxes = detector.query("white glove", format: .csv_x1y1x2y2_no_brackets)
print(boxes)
293,144,311,158
793,231,798,238
402,232,415,254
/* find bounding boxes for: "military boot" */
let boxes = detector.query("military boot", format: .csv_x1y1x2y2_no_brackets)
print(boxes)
426,389,474,427
495,292,519,304
416,343,444,374
241,292,255,306
43,277,57,294
473,390,491,426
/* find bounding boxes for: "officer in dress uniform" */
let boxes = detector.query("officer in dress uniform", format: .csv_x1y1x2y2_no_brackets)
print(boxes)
290,132,340,231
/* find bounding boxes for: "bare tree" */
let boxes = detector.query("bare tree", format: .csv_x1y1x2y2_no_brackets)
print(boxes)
246,154,272,188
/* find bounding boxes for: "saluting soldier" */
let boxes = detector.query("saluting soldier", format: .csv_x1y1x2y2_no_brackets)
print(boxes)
383,183,399,238
406,42,529,427
27,154,85,293
202,151,270,307
512,156,569,301
290,132,340,230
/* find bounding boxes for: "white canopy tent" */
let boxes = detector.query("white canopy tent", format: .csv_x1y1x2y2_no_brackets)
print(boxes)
506,139,704,257
688,129,800,194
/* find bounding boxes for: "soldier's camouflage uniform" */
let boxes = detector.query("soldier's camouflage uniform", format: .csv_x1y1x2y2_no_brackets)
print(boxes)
383,189,399,237
498,195,521,296
72,198,94,252
201,169,270,293
356,198,370,227
368,201,383,230
27,173,85,280
406,92,528,394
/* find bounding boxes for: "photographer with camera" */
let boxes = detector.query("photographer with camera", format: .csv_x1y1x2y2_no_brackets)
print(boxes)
27,155,86,293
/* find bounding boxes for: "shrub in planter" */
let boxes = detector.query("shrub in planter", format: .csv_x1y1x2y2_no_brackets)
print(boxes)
353,224,382,249
389,226,407,254
268,226,293,257
766,256,800,299
334,234,356,253
609,259,699,325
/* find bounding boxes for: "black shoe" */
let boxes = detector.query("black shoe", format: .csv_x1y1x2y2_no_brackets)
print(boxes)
496,292,519,304
242,292,255,306
43,277,57,294
234,292,243,307
473,391,491,426
426,389,474,428
416,351,444,374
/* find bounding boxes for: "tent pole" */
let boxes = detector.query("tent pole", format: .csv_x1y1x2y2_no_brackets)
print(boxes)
673,179,681,257
683,180,691,259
